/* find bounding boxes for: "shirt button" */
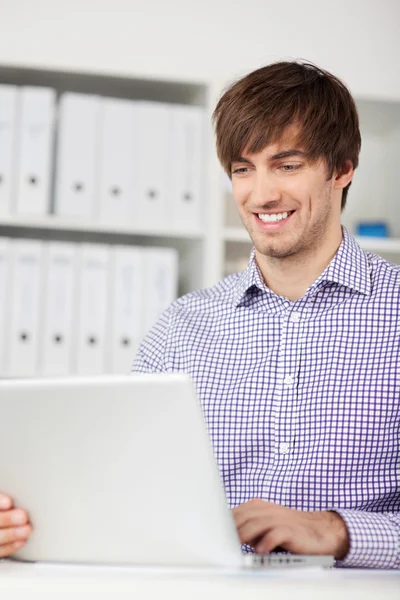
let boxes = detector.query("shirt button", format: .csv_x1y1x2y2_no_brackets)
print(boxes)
290,312,300,323
279,443,290,454
284,375,294,385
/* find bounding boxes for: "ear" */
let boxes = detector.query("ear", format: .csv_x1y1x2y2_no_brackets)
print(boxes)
333,160,354,190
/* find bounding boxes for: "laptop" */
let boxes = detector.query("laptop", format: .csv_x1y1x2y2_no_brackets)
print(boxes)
0,373,333,569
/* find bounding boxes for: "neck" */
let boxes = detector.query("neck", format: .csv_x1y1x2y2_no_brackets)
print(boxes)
255,228,343,302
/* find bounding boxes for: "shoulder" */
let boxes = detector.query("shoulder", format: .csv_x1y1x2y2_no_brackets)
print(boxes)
166,272,242,315
364,251,400,314
132,272,243,372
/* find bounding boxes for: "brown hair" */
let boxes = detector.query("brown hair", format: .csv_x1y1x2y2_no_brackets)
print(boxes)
212,61,361,210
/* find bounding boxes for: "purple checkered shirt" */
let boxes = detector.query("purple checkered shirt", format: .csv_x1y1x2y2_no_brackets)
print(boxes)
132,228,400,569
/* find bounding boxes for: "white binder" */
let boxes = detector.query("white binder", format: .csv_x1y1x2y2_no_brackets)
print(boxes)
75,243,109,374
54,93,100,220
0,238,11,375
169,105,204,229
7,239,44,377
14,87,56,216
108,245,143,373
97,98,138,225
0,86,18,216
134,102,169,228
143,247,179,335
40,242,78,376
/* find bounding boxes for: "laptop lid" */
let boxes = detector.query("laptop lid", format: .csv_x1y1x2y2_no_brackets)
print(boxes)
0,374,243,568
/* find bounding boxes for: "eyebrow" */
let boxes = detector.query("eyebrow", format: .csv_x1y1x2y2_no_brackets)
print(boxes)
268,149,307,161
234,149,307,163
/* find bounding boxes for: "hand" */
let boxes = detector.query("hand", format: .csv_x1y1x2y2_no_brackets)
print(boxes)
232,498,349,559
0,493,32,558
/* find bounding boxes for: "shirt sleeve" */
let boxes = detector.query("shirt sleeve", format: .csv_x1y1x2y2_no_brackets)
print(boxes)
333,508,400,569
130,309,170,374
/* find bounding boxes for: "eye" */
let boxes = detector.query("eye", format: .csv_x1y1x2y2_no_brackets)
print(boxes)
231,167,250,175
279,164,301,172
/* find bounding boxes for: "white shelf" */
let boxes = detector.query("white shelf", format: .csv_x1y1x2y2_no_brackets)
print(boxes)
0,215,205,241
354,236,400,253
224,227,400,254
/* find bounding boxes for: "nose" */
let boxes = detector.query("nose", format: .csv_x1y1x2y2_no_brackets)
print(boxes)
251,169,282,207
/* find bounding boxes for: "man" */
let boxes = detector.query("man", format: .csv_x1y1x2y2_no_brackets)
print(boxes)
1,61,399,568
132,61,399,568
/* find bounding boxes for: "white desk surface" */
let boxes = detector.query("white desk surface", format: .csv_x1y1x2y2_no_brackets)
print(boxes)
0,560,399,600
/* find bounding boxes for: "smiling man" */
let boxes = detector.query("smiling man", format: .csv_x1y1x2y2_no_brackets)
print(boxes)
132,62,400,568
1,61,398,568
130,62,400,569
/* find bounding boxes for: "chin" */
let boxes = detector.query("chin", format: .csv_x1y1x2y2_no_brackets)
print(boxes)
255,241,301,260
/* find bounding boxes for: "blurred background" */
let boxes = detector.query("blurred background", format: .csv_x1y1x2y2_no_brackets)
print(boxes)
0,0,399,379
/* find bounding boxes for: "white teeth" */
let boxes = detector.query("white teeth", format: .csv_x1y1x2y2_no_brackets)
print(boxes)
258,211,291,223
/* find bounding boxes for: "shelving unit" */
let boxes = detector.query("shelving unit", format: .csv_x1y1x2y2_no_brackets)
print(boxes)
0,64,225,296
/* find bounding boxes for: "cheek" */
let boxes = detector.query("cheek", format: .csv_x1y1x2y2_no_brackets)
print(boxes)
285,177,309,198
232,181,251,207
287,182,319,213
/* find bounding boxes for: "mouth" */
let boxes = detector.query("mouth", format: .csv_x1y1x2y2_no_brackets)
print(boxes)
254,210,296,230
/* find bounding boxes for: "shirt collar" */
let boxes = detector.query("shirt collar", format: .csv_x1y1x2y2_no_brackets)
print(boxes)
232,227,371,307
231,248,265,307
311,227,371,296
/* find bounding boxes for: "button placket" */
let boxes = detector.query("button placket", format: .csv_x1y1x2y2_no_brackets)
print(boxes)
274,306,299,469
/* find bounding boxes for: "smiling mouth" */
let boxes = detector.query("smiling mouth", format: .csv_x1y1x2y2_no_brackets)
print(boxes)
256,210,295,224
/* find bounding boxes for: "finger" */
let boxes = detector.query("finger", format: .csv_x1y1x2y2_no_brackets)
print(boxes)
232,500,285,528
233,503,272,529
232,498,268,518
0,540,26,559
236,517,274,545
0,494,13,511
255,527,290,554
0,525,32,546
0,509,29,529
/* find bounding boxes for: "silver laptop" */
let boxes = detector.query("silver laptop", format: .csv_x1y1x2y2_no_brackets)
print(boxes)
0,374,333,569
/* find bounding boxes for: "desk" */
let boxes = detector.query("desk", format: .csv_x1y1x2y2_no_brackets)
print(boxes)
0,561,399,600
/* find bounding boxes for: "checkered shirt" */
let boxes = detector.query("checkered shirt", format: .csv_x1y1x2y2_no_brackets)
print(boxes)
132,228,400,569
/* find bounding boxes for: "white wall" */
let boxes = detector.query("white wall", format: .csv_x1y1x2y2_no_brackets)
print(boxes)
0,0,399,99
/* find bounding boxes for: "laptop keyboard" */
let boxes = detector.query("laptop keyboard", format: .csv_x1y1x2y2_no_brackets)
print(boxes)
243,553,334,568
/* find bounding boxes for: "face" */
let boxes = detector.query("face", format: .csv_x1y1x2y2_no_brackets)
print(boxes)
230,138,344,262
